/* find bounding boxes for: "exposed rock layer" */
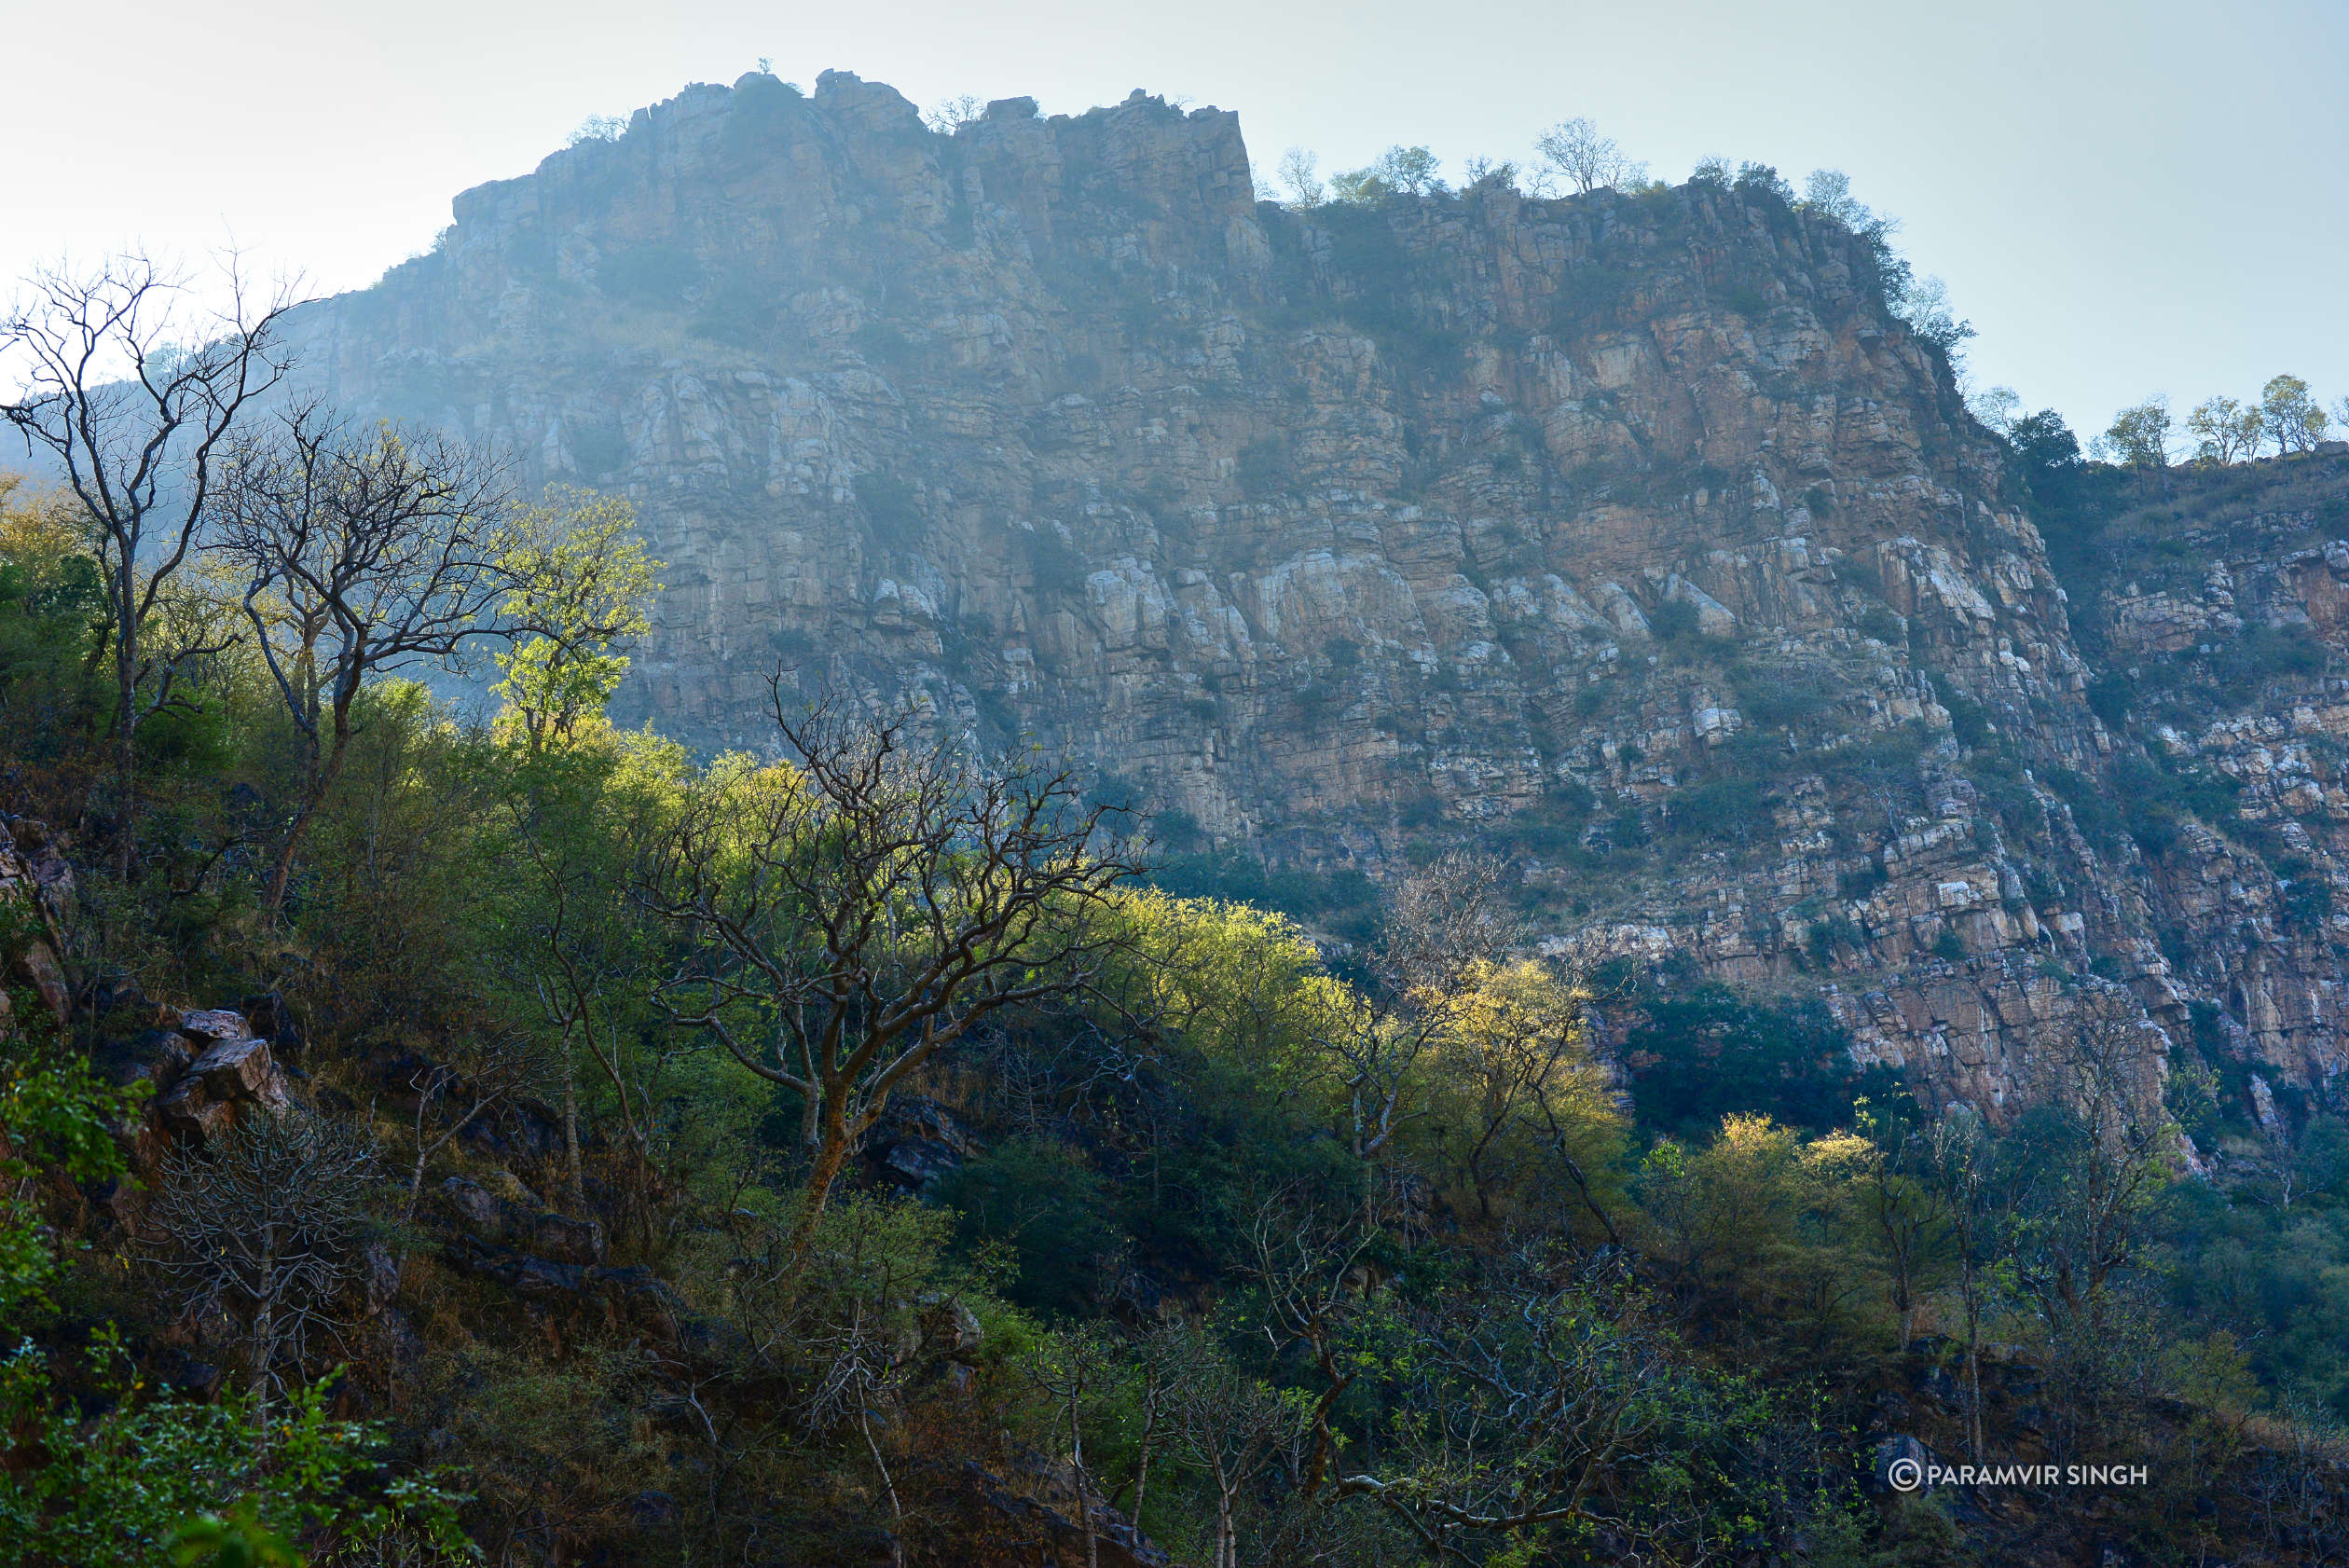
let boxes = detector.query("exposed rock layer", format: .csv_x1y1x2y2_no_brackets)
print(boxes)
277,71,2349,1123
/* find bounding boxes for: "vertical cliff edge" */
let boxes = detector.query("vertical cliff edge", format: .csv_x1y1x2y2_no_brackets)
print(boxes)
278,69,2349,1135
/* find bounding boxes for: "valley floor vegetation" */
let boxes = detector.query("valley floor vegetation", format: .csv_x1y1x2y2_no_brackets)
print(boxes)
2,260,2348,1568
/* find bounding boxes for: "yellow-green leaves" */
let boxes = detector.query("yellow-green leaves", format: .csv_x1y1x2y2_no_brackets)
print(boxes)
495,485,662,749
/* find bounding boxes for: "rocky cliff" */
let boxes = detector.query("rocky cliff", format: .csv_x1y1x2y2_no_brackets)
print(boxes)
276,70,2349,1135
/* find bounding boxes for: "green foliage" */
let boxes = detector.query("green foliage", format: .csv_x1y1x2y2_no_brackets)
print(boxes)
1647,599,1699,642
1235,437,1287,499
2210,623,2328,699
0,1332,469,1563
494,487,661,749
1616,982,1897,1135
1666,774,1769,846
1327,145,1444,202
2086,671,2133,726
1024,527,1090,594
596,243,701,306
938,1137,1122,1316
858,473,926,550
1144,852,1379,938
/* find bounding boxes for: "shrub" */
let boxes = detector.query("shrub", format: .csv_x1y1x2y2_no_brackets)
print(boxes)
1648,599,1699,641
1618,983,1894,1135
859,474,926,549
1669,775,1768,844
597,243,700,305
1235,437,1287,498
1025,529,1090,593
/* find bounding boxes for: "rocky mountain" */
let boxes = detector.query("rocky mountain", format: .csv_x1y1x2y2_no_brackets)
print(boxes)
277,69,2349,1135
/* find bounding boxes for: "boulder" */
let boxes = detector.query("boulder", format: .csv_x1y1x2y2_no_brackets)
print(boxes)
178,1009,251,1043
158,1077,231,1143
238,992,303,1058
1871,1434,1936,1494
362,1242,403,1315
441,1176,607,1266
193,1037,274,1101
919,1292,984,1358
880,1137,963,1190
532,1210,608,1266
440,1176,520,1245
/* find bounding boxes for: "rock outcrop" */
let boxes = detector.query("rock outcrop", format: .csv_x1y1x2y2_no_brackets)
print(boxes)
270,69,2349,1126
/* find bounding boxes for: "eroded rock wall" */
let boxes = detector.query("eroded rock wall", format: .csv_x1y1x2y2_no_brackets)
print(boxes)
276,69,2349,1127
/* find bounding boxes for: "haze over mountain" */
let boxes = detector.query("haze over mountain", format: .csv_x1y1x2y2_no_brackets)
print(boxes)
282,69,2349,1124
5,53,2349,1568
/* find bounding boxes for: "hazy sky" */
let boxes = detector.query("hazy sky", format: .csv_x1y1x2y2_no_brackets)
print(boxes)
7,0,2344,437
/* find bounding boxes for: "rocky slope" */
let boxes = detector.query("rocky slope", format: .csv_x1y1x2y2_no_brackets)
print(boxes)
275,69,2349,1131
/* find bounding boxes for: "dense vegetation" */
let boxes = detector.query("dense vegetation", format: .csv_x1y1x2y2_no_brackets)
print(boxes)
3,272,2349,1568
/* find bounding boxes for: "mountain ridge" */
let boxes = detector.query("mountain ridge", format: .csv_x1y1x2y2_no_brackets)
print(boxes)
275,67,2349,1134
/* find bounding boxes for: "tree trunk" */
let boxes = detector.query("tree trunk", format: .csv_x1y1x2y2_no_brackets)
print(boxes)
114,568,138,882
1073,1412,1098,1568
264,720,354,917
1130,1410,1155,1529
785,1096,854,1275
561,1038,584,1213
252,1231,276,1465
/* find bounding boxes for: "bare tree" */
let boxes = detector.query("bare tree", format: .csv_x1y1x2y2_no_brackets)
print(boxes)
1163,1325,1299,1568
1328,1251,1691,1561
922,94,985,134
1,253,297,877
801,1302,915,1568
1245,1192,1388,1502
213,400,511,914
1532,117,1648,196
144,1109,376,1450
1276,147,1326,207
1119,1320,1189,1526
1022,1325,1119,1568
646,691,1141,1274
1313,851,1509,1205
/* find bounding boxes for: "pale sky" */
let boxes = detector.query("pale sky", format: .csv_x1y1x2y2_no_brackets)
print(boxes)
7,0,2344,438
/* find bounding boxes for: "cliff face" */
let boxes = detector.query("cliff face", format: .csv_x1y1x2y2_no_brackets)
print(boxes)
279,70,2349,1130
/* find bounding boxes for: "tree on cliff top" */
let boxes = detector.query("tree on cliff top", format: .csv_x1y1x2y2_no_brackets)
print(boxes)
2261,374,2329,456
2098,396,2175,469
1329,145,1446,202
1533,117,1647,195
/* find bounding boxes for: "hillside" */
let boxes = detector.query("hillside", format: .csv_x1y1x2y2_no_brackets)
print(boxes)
283,71,2349,1137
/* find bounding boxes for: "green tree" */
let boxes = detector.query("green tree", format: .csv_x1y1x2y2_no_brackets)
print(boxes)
2100,396,2175,468
1329,145,1444,202
0,1335,468,1565
213,403,511,915
2187,393,2263,463
2260,373,2329,456
646,696,1141,1274
493,484,662,750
